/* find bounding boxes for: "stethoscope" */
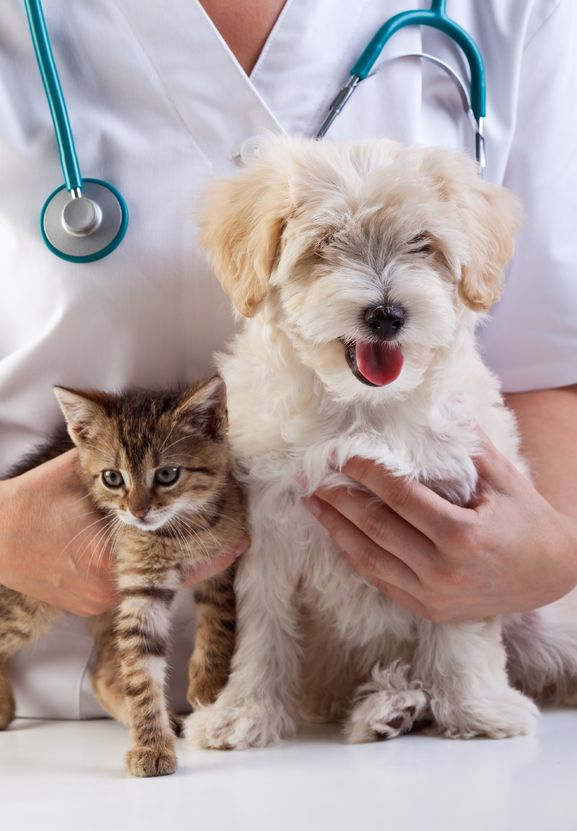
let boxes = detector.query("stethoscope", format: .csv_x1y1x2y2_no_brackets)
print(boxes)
25,0,485,264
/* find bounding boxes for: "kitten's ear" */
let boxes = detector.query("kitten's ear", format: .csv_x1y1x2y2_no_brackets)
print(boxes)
53,386,112,446
175,376,228,439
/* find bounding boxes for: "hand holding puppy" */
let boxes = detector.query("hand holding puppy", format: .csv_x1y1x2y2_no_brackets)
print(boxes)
304,432,577,623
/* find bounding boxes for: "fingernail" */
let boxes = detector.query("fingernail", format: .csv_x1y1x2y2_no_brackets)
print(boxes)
234,538,250,557
302,496,322,517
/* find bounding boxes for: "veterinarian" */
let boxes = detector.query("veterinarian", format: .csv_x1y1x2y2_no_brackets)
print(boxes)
0,0,575,719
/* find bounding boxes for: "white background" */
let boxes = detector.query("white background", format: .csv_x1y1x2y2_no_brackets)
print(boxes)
1,712,576,831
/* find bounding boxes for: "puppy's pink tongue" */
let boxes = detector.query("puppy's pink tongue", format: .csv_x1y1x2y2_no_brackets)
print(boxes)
355,341,404,386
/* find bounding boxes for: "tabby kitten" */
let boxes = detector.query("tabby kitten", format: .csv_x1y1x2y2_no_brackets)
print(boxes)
0,376,246,777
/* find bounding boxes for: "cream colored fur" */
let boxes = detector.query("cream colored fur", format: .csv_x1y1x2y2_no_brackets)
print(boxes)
185,137,577,749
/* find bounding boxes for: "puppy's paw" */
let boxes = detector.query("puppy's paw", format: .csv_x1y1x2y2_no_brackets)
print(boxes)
344,686,430,743
436,686,539,739
184,699,296,750
126,745,177,777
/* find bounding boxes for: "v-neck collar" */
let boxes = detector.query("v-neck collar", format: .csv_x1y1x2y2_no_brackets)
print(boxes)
113,0,285,169
112,0,429,165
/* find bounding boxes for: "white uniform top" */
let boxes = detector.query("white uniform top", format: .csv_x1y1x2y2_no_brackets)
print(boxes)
1,0,576,718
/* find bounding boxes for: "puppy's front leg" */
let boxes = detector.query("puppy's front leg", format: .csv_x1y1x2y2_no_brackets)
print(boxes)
414,617,538,738
185,545,300,750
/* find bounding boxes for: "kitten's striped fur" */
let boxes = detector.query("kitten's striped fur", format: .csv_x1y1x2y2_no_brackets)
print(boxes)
0,377,246,776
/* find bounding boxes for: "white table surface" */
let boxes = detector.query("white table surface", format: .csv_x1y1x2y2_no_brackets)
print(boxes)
0,710,576,831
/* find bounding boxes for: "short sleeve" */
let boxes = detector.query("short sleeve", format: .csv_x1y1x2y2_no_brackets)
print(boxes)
480,1,577,392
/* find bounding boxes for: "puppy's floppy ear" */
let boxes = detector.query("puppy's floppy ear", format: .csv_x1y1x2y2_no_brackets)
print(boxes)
422,150,521,312
198,153,292,317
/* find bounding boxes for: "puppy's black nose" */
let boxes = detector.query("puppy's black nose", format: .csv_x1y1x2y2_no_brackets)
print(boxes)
363,306,406,340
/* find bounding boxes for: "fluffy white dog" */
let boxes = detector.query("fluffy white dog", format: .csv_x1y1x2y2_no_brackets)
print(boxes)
185,137,577,748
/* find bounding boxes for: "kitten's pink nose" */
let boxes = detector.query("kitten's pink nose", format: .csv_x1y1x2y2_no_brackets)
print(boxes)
130,507,150,519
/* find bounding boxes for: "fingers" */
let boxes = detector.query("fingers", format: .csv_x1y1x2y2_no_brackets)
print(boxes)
182,537,250,586
38,579,119,617
342,457,472,540
303,496,421,596
472,429,526,494
313,484,436,572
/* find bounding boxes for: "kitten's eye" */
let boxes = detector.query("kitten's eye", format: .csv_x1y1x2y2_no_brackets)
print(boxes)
102,470,124,488
154,467,181,486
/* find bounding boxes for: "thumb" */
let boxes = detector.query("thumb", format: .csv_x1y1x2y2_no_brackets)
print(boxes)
473,427,524,494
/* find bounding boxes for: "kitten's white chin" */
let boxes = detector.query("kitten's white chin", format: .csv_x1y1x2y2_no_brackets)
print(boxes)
120,513,169,532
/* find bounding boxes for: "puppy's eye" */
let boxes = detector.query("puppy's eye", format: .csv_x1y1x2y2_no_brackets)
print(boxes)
407,234,435,255
154,467,181,486
102,470,124,488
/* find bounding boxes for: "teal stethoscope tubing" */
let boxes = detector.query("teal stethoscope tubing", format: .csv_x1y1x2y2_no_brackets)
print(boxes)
24,0,81,192
24,0,128,262
316,0,487,173
24,0,486,263
354,0,485,117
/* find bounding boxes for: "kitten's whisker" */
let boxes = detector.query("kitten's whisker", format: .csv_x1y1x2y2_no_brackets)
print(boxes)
176,508,223,552
166,517,190,565
171,514,213,562
158,420,179,454
91,517,122,578
70,492,94,507
74,508,108,520
81,516,117,576
159,434,192,456
58,514,111,562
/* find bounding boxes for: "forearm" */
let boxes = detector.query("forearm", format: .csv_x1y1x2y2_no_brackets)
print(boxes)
505,384,577,523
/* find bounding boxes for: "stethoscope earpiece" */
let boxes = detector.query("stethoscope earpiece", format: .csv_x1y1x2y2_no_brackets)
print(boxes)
41,179,129,263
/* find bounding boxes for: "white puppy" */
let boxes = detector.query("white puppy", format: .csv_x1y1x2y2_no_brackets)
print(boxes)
185,137,577,748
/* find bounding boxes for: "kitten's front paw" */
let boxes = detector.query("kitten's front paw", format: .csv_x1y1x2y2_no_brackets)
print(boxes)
184,699,296,750
435,686,539,739
126,745,177,777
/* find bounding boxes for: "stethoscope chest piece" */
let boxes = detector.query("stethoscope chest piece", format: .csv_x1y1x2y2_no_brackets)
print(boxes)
41,179,128,263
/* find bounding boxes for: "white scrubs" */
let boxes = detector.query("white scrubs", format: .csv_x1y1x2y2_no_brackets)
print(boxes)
1,0,576,718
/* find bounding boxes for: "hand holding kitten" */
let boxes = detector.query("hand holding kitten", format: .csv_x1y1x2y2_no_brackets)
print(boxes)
0,449,119,616
0,449,248,616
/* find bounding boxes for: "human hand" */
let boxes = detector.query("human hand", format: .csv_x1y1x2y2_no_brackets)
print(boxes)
0,450,119,616
181,540,250,586
0,449,250,612
303,434,577,623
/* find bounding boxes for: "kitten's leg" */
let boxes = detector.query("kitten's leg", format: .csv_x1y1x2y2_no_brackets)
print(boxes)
185,546,300,750
115,572,180,777
91,612,184,736
414,618,538,739
187,563,236,708
0,588,57,729
0,658,15,731
91,612,129,725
